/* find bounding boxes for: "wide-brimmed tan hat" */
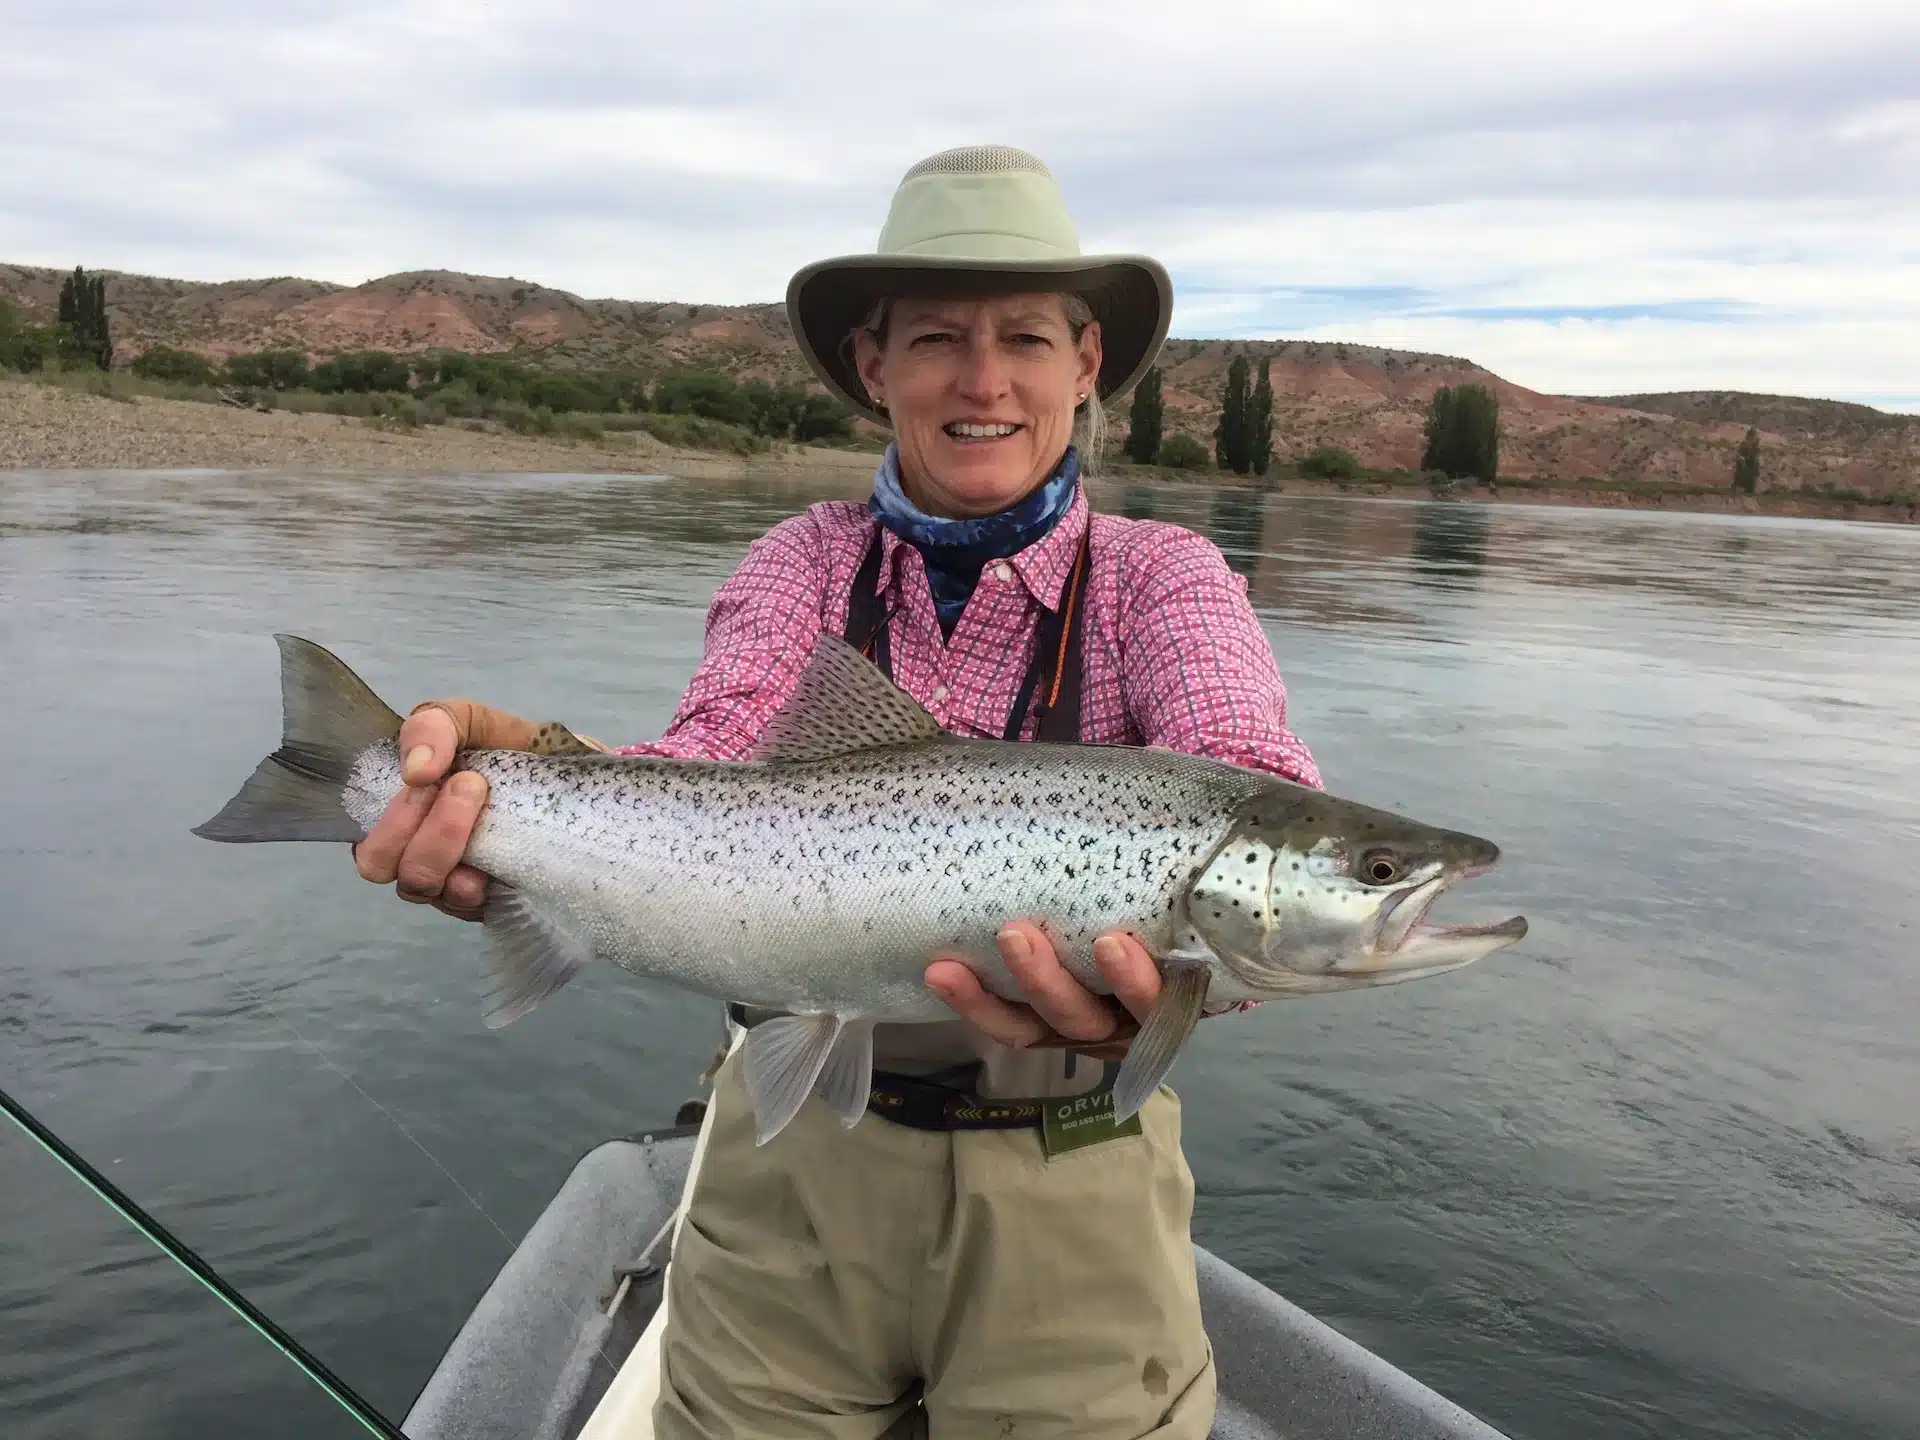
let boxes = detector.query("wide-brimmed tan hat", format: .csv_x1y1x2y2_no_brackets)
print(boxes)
787,144,1174,427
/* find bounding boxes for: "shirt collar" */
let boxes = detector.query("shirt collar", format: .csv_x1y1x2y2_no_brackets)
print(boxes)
874,485,1088,613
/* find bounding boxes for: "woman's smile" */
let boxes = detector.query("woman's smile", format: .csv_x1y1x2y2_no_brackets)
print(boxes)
943,419,1024,443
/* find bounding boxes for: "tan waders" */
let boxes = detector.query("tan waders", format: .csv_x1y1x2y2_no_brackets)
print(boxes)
650,1049,1217,1439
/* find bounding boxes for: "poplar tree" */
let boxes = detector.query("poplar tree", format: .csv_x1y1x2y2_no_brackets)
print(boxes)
1215,354,1251,474
1422,382,1499,482
57,266,113,370
1732,427,1761,494
1123,366,1163,463
1249,357,1274,476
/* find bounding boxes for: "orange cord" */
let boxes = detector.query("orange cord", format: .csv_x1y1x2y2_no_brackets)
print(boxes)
1045,534,1089,709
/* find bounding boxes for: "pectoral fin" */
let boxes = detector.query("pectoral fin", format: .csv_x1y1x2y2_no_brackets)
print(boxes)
1110,963,1211,1123
812,1021,875,1129
742,1013,845,1145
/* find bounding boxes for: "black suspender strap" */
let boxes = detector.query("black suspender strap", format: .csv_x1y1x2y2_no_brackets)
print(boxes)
843,526,894,680
1003,525,1089,743
841,521,1091,744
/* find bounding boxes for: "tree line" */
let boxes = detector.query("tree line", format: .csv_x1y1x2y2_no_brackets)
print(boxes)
1120,352,1504,483
129,344,855,440
1,274,858,445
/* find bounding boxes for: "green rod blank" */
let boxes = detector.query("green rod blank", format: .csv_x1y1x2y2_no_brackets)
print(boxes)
0,1079,408,1440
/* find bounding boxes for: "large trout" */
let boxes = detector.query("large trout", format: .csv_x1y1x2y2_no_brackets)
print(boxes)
196,634,1527,1143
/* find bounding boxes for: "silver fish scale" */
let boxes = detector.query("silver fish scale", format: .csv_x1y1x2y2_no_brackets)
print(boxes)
348,739,1273,1023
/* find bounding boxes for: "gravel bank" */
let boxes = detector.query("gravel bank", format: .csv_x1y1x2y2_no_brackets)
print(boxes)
0,377,880,477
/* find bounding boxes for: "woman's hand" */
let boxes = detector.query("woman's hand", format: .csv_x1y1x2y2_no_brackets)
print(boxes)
925,922,1161,1059
351,699,539,923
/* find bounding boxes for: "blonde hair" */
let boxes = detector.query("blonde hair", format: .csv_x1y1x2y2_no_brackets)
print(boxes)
848,292,1105,475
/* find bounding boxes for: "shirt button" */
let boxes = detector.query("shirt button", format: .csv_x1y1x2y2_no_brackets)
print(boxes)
931,685,950,703
991,562,1014,582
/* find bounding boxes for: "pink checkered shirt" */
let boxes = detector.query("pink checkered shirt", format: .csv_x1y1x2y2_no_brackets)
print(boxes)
613,486,1322,1096
617,487,1321,785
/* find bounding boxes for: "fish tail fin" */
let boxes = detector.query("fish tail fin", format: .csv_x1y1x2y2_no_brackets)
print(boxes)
192,634,403,844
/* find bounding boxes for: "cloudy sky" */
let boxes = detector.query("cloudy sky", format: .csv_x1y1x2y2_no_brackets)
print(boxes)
4,0,1916,406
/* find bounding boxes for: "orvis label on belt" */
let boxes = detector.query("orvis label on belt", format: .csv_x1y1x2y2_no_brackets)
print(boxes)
1040,1090,1144,1155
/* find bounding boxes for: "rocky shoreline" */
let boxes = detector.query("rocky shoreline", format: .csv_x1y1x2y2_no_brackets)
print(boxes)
5,377,1914,525
0,377,879,479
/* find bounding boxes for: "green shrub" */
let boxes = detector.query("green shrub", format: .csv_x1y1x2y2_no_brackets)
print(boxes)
634,412,768,455
131,344,216,385
794,392,854,442
493,401,561,436
318,390,384,417
0,299,59,373
490,399,534,433
225,349,310,390
653,370,754,427
428,379,482,417
1157,433,1212,471
310,350,411,394
1299,444,1360,480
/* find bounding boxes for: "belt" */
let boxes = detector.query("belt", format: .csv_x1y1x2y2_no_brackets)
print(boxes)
866,1071,1044,1132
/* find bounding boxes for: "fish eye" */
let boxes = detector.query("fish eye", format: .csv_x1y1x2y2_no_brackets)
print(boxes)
1359,849,1405,886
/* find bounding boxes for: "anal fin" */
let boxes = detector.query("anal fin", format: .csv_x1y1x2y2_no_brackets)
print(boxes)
1110,963,1211,1123
480,883,595,1028
742,1013,845,1145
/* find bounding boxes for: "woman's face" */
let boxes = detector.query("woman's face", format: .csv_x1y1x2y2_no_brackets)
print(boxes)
853,292,1101,519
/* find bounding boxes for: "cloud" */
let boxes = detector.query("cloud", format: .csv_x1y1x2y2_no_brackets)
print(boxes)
2,0,1915,405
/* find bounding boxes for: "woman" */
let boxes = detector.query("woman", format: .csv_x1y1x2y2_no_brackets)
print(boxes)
354,145,1321,1438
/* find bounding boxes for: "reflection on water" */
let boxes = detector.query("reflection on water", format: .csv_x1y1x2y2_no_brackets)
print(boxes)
1118,484,1162,522
1410,504,1491,587
1204,487,1266,580
2,469,1918,1440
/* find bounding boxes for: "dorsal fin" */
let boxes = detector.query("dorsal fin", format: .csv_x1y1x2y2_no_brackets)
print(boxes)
752,633,945,764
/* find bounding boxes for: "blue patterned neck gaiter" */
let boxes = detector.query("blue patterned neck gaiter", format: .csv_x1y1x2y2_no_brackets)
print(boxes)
868,445,1081,638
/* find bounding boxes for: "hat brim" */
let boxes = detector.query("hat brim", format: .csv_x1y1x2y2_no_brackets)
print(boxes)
786,254,1173,428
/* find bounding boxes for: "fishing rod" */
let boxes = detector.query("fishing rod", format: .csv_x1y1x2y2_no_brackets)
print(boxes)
0,1079,409,1440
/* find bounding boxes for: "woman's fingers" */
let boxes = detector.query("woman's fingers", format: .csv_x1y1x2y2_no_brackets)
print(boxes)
1092,932,1162,1023
394,771,490,899
397,706,463,786
925,922,1155,1051
427,868,488,923
354,783,436,884
438,863,489,915
996,921,1120,1042
924,958,1052,1048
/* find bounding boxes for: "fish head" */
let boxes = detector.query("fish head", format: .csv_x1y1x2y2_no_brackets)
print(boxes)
1186,784,1527,996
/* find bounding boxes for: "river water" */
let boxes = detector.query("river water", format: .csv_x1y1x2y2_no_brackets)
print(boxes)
1,469,1915,1440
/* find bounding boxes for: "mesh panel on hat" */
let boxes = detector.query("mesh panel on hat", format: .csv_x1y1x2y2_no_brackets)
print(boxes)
902,145,1055,181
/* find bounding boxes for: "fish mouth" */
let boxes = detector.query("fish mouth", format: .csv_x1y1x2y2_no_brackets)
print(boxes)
1367,872,1528,974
